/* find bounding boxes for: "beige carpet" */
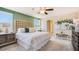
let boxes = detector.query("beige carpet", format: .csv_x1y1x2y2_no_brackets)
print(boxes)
0,39,73,51
39,40,67,51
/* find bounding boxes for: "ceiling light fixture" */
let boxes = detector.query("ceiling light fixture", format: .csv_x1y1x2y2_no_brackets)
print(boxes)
32,7,54,15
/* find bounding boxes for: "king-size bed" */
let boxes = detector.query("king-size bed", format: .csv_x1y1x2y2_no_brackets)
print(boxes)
15,20,50,51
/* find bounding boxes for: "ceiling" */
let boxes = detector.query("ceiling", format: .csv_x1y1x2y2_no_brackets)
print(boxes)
4,7,79,18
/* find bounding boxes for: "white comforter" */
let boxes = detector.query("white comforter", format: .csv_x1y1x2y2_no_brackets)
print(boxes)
16,32,50,50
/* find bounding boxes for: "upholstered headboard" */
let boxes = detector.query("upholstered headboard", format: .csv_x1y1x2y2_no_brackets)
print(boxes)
14,20,34,32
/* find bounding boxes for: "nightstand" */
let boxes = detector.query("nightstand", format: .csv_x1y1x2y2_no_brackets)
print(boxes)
0,33,16,47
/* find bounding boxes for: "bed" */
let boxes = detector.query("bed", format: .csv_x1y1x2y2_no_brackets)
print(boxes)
16,32,50,51
15,20,50,50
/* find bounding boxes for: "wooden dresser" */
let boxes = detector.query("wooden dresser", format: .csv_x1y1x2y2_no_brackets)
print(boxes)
0,33,16,47
72,31,79,51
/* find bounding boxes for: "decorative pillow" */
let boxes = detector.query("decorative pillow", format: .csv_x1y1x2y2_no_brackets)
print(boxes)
17,28,25,33
29,28,35,32
25,28,29,33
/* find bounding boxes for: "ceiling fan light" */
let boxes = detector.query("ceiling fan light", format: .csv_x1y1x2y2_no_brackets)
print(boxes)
40,10,45,13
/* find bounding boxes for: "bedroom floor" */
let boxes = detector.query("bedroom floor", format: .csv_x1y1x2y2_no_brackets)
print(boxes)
0,36,74,51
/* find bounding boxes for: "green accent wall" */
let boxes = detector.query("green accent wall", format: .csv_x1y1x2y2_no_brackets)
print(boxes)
13,12,34,25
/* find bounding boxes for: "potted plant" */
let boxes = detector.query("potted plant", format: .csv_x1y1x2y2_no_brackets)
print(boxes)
57,19,74,35
62,19,73,30
65,24,69,30
69,24,75,31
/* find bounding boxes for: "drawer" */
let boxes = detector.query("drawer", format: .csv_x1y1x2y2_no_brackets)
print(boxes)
6,38,16,42
73,37,78,42
73,45,78,51
72,41,78,51
0,35,6,44
72,39,78,46
75,33,78,36
72,35,78,42
72,32,79,37
7,36,15,39
0,35,6,38
7,34,15,38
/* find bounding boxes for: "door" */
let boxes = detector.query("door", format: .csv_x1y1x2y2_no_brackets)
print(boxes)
47,20,53,34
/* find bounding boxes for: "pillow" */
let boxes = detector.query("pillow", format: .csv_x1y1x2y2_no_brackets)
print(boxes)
25,28,29,33
29,28,35,32
17,28,25,33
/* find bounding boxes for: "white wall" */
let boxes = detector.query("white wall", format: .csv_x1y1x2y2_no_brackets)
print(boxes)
41,18,47,32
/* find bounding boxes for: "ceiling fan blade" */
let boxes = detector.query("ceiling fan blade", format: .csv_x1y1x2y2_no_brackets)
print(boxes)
46,9,54,11
45,12,48,15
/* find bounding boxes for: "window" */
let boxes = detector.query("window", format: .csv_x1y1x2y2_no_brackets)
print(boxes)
34,18,40,30
0,11,13,33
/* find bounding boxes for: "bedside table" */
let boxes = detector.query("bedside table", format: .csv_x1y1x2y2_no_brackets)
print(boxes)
0,33,16,47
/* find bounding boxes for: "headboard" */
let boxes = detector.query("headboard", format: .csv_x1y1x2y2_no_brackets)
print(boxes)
14,20,34,32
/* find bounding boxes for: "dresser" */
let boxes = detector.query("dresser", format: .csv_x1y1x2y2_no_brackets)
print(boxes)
0,33,16,47
72,31,79,51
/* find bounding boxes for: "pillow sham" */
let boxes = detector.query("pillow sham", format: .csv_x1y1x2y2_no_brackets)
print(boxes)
17,28,25,33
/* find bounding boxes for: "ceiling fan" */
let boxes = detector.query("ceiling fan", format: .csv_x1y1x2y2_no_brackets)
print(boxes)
32,7,54,15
